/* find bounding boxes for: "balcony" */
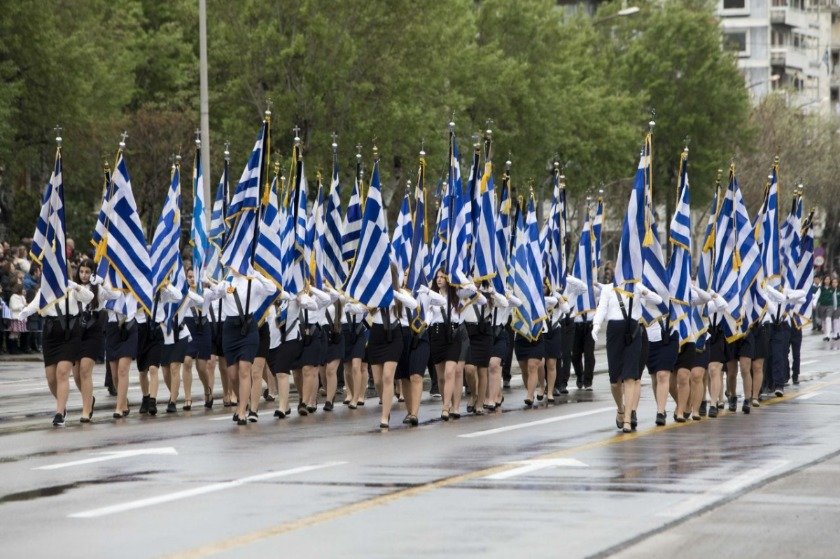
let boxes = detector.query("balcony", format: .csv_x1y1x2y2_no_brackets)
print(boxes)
770,7,812,29
770,47,810,71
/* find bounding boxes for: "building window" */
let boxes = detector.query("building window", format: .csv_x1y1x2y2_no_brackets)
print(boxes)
722,0,747,9
831,87,839,103
724,30,749,57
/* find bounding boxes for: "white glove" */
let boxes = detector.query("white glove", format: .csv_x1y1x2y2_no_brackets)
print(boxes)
418,284,430,295
19,307,33,321
89,275,103,286
67,280,80,291
591,326,599,343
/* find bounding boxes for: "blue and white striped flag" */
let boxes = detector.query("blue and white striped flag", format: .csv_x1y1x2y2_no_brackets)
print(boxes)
35,148,69,310
492,171,511,295
472,159,496,284
761,164,781,289
667,152,695,345
191,141,208,291
697,185,718,293
614,138,650,295
572,206,596,318
150,163,182,294
430,186,450,277
793,210,814,326
346,157,394,307
733,173,761,329
781,193,801,290
445,132,470,286
342,158,363,265
512,196,546,340
106,151,153,314
322,157,346,288
407,156,429,294
307,173,325,290
593,198,604,270
391,188,413,284
254,172,284,289
204,159,229,282
91,167,113,279
222,120,266,276
30,169,54,264
711,169,740,338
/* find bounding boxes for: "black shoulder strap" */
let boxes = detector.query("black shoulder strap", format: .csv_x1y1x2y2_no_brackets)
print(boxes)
615,289,630,321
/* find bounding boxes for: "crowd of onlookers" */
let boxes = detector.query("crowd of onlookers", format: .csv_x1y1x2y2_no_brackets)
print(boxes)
0,237,89,355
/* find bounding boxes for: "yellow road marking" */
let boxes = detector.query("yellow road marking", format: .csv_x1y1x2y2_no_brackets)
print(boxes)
166,375,840,559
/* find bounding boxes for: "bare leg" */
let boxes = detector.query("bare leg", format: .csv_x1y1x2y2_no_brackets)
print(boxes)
442,361,456,414
351,358,365,405
488,356,502,406
45,364,58,398
452,360,465,412
464,364,478,407
409,375,423,417
183,355,194,405
476,366,488,410
250,357,265,412
55,360,72,415
751,359,764,401
277,373,290,413
675,367,690,418
302,365,318,409
377,362,396,426
655,370,670,413
293,369,303,406
545,358,557,401
168,362,182,405
688,366,705,417
739,357,753,401
708,362,723,409
323,359,338,404
236,360,252,418
78,357,95,417
114,357,132,414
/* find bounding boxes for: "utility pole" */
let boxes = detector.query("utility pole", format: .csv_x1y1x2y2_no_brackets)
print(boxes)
199,0,212,216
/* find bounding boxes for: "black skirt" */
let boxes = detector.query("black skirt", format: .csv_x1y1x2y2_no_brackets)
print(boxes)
395,328,413,380
408,331,430,377
515,334,545,362
222,317,259,365
465,323,492,367
739,324,769,360
323,328,344,362
42,316,82,366
341,323,368,362
457,324,470,362
606,319,643,383
105,320,138,361
269,339,301,375
210,321,224,358
366,324,404,365
675,342,697,370
185,316,212,360
161,338,188,365
542,327,562,360
490,326,508,360
257,322,270,360
646,331,678,374
78,311,105,361
707,323,726,364
429,323,461,364
296,326,325,367
137,322,163,372
692,345,710,369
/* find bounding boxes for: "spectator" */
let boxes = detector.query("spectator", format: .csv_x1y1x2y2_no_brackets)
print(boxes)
7,284,27,354
65,237,75,261
13,246,30,274
23,264,40,294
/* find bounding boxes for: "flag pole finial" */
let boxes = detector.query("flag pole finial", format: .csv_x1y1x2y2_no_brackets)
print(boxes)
419,139,426,159
54,125,63,147
224,140,231,162
355,142,363,162
331,132,338,155
195,129,201,148
265,97,273,118
448,117,455,133
293,125,301,146
119,131,129,149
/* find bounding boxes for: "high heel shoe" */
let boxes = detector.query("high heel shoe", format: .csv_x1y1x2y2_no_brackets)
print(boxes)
630,410,638,430
622,422,632,433
183,401,192,411
655,412,666,426
440,410,450,421
524,399,534,408
616,410,625,429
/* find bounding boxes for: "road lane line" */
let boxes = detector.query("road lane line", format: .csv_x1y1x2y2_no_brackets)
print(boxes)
35,447,177,470
69,461,346,519
657,460,789,518
165,375,840,559
800,360,817,366
797,392,822,400
459,407,615,438
484,458,588,480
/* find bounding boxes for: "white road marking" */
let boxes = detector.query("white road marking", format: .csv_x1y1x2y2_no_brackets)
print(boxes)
800,360,817,366
208,415,238,421
796,392,822,401
35,447,178,470
459,407,615,438
484,458,588,480
68,461,346,518
657,459,789,518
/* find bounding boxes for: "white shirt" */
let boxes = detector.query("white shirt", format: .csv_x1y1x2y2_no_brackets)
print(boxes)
370,289,418,325
592,284,663,338
277,290,319,341
163,289,204,345
21,282,94,318
204,273,276,320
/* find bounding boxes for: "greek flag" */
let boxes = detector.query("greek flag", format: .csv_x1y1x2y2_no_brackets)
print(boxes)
254,173,284,289
150,164,182,294
191,142,208,291
667,153,695,344
781,193,801,290
91,167,113,279
572,206,595,318
445,132,471,286
760,165,781,289
614,139,650,294
204,161,229,281
642,216,670,325
492,171,511,295
711,171,740,339
106,151,153,314
697,185,718,293
222,120,266,276
35,149,69,310
793,210,815,326
545,171,562,291
407,156,429,293
282,145,307,295
734,174,761,328
322,158,346,288
342,159,363,264
593,198,604,269
307,174,325,290
472,160,496,283
346,158,394,308
391,188,413,284
512,196,546,340
430,186,449,277
30,169,55,264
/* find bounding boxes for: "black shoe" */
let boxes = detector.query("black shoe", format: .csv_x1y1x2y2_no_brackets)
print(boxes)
306,405,317,413
524,399,534,408
107,386,118,397
717,401,725,409
742,400,751,414
503,380,510,389
708,405,718,418
774,389,784,397
223,400,233,408
52,413,65,427
673,413,686,423
408,415,419,426
232,413,240,422
89,396,96,419
298,404,308,416
183,401,192,411
451,412,461,420
324,401,334,412
139,395,150,414
204,397,214,409
655,412,666,426
536,393,544,401
147,398,157,416
80,417,91,424
792,376,800,385
683,412,690,420
576,379,583,389
379,421,389,429
559,387,569,395
237,418,247,425
113,412,123,419
263,389,275,402
699,401,707,417
122,409,130,417
248,411,258,423
630,410,638,430
466,405,475,413
402,414,411,424
166,401,177,413
440,411,450,421
728,396,737,412
553,387,561,397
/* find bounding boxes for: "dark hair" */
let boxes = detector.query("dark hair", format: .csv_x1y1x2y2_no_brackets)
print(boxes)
77,258,99,306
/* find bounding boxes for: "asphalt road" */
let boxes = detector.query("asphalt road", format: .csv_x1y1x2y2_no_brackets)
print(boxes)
1,333,839,559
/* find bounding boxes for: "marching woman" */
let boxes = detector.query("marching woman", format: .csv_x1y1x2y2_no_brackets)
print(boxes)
267,290,318,417
644,306,678,426
540,278,587,403
428,268,476,420
20,280,93,426
399,283,446,425
160,274,204,413
207,281,234,407
183,268,214,409
685,284,724,420
316,286,344,411
516,288,555,408
463,282,494,415
367,264,418,429
72,259,105,421
204,269,276,425
592,282,662,432
692,286,729,419
296,285,332,414
341,298,369,408
487,288,521,410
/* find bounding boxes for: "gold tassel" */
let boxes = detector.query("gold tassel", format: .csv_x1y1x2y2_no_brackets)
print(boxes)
643,226,654,247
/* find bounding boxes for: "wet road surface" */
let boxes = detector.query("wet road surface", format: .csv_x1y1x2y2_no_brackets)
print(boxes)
1,333,839,558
